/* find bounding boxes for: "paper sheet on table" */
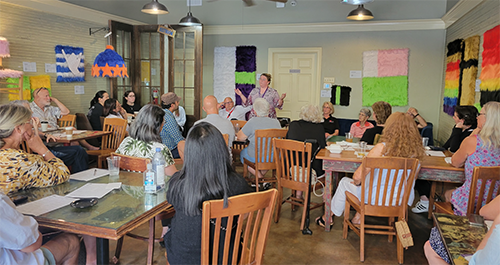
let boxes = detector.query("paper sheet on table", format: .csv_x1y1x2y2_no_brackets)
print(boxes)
426,150,446,157
17,195,75,216
65,183,122,199
485,220,493,231
70,168,109,181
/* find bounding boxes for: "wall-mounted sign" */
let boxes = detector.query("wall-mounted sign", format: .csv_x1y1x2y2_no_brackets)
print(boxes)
289,69,300,73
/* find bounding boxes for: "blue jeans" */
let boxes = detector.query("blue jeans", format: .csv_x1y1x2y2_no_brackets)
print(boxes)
49,145,88,173
240,147,273,164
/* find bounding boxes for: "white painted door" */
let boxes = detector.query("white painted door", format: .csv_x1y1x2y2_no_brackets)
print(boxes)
269,48,321,121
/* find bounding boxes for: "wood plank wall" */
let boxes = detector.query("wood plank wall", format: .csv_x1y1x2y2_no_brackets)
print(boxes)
437,0,500,145
0,2,109,114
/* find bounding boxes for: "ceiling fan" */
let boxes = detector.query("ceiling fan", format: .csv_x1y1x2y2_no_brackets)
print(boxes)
209,0,288,7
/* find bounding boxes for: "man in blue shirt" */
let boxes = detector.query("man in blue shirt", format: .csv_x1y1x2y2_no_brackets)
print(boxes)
160,92,184,159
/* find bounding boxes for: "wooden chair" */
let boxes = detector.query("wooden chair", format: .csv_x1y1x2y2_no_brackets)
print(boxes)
20,141,32,154
201,189,277,265
86,118,127,168
57,114,76,128
343,157,420,264
231,120,248,158
373,133,381,145
273,139,325,230
222,133,229,146
435,166,500,215
110,152,175,265
243,129,287,192
75,113,99,147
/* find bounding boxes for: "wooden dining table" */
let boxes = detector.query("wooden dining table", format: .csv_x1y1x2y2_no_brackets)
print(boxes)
13,171,170,265
316,148,465,231
46,129,112,145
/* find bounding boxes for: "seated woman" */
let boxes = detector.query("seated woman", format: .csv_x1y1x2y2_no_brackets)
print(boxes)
0,104,70,194
87,90,109,131
103,98,129,133
115,104,177,177
424,194,500,264
164,122,252,264
349,108,374,138
287,104,326,177
412,105,479,214
316,112,425,228
122,90,141,114
360,101,392,145
444,101,500,216
443,105,478,152
321,101,339,139
237,98,281,176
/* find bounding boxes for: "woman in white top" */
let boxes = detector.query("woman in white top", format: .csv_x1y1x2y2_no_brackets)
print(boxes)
316,112,425,228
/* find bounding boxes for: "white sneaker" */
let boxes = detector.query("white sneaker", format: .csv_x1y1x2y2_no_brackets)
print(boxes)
411,200,429,213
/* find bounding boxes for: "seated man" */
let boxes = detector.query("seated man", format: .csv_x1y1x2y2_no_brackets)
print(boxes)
160,92,185,159
218,97,251,121
178,95,235,161
1,191,80,265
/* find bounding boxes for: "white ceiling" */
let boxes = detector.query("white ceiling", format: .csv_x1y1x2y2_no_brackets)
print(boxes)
58,0,460,26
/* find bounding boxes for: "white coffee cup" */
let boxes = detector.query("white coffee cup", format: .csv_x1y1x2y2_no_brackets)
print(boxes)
41,121,48,132
65,127,74,135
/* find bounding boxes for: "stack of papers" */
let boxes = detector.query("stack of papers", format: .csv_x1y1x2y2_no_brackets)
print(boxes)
70,168,109,181
17,195,75,216
426,150,446,157
326,144,342,154
17,182,122,216
65,183,122,199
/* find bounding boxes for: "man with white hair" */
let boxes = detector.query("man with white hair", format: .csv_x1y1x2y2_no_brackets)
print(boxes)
236,98,281,176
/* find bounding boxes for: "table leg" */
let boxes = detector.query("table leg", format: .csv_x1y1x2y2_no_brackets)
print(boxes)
428,181,437,219
96,238,109,265
324,170,332,232
147,218,155,265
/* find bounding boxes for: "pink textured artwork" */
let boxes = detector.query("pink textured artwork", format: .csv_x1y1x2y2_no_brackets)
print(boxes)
378,49,409,77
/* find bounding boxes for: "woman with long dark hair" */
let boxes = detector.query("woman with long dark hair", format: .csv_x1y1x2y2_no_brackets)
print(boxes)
87,90,109,130
122,90,141,114
164,122,251,264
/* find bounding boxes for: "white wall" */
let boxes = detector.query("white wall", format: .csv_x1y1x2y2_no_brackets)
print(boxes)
203,29,446,131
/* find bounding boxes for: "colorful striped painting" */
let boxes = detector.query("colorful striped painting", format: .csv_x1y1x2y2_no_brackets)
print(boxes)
479,25,500,105
362,48,409,106
55,45,85,82
443,39,463,116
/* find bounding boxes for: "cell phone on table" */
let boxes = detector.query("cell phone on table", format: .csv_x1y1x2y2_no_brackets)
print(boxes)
468,214,485,227
10,195,28,205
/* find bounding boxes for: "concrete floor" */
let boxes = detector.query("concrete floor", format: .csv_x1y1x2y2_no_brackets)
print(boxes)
86,160,433,264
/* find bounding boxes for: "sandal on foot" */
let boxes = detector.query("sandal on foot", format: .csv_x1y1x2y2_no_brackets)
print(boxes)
315,216,334,229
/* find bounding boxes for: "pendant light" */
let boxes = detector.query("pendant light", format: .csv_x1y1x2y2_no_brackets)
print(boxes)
141,0,169,15
347,5,374,21
179,0,201,26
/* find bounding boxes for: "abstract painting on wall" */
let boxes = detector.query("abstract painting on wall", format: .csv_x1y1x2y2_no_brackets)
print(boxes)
362,48,409,106
55,45,85,82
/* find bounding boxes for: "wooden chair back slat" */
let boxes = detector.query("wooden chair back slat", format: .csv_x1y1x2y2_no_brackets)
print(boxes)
467,166,500,215
201,189,277,265
254,129,287,171
101,118,127,150
231,120,247,130
110,152,150,173
361,157,419,216
57,114,76,128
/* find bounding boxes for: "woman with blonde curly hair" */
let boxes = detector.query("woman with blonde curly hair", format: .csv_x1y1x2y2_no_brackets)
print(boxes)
316,112,424,228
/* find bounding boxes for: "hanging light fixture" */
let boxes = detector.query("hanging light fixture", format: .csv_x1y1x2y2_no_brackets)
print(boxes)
347,4,374,20
179,0,201,26
141,0,169,15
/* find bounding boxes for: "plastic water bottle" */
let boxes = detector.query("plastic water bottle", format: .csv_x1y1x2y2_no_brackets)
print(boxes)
143,163,156,193
152,147,166,191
